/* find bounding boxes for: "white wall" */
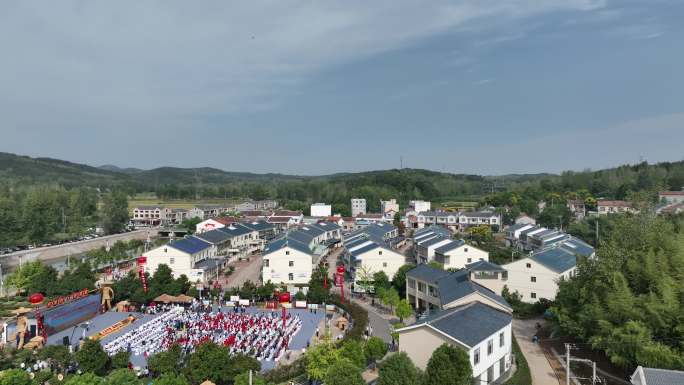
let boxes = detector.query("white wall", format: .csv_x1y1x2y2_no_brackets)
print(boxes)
441,245,489,270
310,204,332,217
410,200,431,212
143,245,208,282
470,323,512,384
473,257,574,303
195,219,226,234
352,247,405,286
262,247,313,285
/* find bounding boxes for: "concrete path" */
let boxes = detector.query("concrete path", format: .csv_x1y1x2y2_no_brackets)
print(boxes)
512,318,560,385
223,254,263,288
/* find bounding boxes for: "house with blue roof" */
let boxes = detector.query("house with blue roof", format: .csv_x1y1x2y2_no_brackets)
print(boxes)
142,236,222,282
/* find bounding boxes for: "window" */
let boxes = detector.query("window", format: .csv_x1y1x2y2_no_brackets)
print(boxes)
499,332,505,347
285,251,290,255
264,259,269,267
288,273,294,281
526,263,531,268
408,279,416,289
464,247,468,252
418,282,426,293
467,258,472,263
383,262,387,267
474,348,480,365
487,339,493,355
169,258,175,265
531,276,537,282
378,250,383,255
531,292,537,299
289,261,294,267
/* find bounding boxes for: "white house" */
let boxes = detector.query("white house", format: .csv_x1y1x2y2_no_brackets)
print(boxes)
405,264,512,314
659,190,684,205
415,235,452,264
597,200,639,215
434,240,489,270
458,211,501,230
398,302,512,384
631,366,684,385
415,211,461,230
345,239,406,292
471,238,594,303
195,218,234,233
409,200,431,213
310,203,332,217
380,199,400,220
143,236,221,282
351,198,367,217
131,206,172,226
262,238,314,286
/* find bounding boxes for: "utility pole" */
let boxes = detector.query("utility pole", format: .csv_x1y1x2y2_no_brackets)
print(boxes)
249,369,252,385
566,343,600,385
595,219,599,246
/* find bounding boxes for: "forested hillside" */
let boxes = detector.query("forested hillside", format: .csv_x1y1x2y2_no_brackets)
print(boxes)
553,214,684,370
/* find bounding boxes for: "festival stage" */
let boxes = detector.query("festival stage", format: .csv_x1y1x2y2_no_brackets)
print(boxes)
46,307,324,370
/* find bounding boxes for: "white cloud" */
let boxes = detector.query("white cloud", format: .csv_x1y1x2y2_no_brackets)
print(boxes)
0,1,605,125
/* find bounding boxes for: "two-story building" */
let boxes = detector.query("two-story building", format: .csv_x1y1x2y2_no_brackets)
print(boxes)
415,211,461,231
143,236,223,282
472,237,594,303
567,199,586,220
262,237,314,286
398,302,512,384
345,238,406,293
458,211,501,230
433,240,489,270
597,200,639,215
405,264,511,313
131,206,172,226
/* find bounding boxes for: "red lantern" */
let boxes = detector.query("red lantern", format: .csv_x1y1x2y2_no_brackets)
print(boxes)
278,292,291,303
336,265,345,274
136,256,147,265
28,293,44,305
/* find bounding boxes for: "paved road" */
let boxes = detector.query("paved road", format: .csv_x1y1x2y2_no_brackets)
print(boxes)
0,229,157,271
513,318,560,385
223,254,263,288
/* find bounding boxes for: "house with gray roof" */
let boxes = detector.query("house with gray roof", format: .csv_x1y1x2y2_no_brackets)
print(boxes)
398,300,513,383
631,366,684,385
405,264,511,314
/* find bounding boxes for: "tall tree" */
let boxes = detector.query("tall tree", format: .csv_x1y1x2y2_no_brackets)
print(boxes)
378,352,421,385
423,344,473,385
101,190,129,234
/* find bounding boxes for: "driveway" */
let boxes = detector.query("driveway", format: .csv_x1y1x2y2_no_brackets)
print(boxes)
223,254,263,288
512,318,560,385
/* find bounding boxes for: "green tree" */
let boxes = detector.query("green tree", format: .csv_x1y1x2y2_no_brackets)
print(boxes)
423,344,473,385
75,339,110,376
111,351,130,369
64,373,104,385
226,354,261,381
39,344,74,372
372,271,391,291
101,190,129,234
152,373,189,385
377,352,420,385
0,369,32,385
365,336,388,364
6,261,48,293
180,217,202,233
324,360,365,385
184,342,232,385
103,369,141,385
339,339,366,369
148,344,183,376
305,344,342,382
392,263,415,297
395,299,413,323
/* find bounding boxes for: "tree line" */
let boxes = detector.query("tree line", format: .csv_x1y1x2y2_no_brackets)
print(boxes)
0,185,129,247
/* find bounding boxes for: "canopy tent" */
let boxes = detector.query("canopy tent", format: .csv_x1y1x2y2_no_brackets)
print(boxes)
174,294,194,303
154,294,177,303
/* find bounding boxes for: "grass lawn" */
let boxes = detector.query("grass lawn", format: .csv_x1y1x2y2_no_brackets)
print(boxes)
504,335,532,385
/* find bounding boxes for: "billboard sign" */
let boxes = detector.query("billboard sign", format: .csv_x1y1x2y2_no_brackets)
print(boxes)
42,293,102,335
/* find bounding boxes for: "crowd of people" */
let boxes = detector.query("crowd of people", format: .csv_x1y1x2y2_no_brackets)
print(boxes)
103,305,302,363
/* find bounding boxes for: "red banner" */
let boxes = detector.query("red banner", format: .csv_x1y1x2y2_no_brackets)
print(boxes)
46,289,90,308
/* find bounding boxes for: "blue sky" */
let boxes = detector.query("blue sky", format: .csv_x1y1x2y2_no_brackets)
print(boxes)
1,1,682,175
